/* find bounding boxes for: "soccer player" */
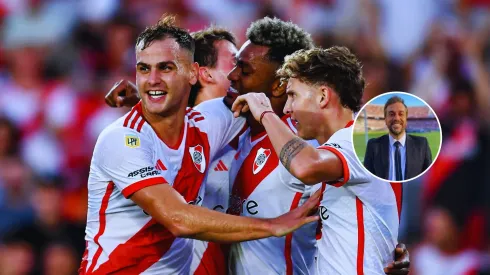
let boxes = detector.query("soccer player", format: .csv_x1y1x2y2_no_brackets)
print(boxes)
232,46,404,275
106,26,239,275
80,16,321,275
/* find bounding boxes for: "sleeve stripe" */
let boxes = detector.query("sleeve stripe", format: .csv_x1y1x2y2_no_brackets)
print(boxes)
121,177,168,198
318,146,350,187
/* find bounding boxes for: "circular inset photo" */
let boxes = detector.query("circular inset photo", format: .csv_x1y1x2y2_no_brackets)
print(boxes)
352,92,442,183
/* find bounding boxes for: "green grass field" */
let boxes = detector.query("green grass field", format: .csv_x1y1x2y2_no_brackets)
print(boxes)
353,131,441,162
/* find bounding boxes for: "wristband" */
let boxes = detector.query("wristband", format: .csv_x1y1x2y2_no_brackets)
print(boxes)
259,111,275,125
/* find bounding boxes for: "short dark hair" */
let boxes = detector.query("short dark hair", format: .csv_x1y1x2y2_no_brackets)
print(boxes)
188,27,237,107
192,26,236,68
246,17,314,64
384,96,408,117
277,46,365,112
135,15,194,58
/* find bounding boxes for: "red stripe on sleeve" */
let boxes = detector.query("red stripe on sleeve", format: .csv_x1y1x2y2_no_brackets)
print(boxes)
317,146,350,187
121,177,167,198
356,197,365,275
123,108,137,127
285,192,303,275
86,182,115,274
129,113,140,129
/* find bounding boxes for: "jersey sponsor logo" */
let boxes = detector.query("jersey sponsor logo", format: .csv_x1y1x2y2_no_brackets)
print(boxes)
189,145,206,173
319,206,330,221
252,148,271,175
188,195,202,206
324,143,341,149
127,166,161,178
228,195,259,215
125,134,140,148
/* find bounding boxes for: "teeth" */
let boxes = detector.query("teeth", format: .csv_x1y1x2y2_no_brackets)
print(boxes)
148,91,165,96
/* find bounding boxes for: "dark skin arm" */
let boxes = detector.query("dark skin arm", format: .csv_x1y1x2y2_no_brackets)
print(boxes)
105,79,140,108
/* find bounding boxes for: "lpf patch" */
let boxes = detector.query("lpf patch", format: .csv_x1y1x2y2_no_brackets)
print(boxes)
253,148,271,175
125,134,140,148
189,145,206,173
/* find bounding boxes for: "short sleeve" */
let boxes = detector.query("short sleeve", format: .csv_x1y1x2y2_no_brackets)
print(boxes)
318,136,370,187
194,98,246,156
93,127,167,198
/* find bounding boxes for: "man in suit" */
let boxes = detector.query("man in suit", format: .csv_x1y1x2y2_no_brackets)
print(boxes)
364,96,432,181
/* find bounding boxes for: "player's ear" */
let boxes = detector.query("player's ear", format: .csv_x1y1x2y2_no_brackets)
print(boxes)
189,62,199,86
271,78,286,98
319,85,331,109
198,66,215,85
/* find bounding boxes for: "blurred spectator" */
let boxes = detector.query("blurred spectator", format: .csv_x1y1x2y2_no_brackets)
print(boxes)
0,240,35,275
3,179,85,274
42,242,78,275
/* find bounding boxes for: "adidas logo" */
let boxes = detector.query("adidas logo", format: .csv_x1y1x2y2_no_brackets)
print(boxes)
155,159,167,171
213,160,228,171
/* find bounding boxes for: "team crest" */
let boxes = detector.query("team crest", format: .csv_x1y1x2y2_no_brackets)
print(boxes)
125,134,140,148
253,148,271,175
189,145,206,173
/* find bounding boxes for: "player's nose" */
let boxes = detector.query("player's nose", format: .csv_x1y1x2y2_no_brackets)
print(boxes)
227,66,239,82
148,69,162,85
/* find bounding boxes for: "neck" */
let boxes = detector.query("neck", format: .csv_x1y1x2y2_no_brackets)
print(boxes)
249,96,285,136
143,105,186,148
194,85,221,106
316,107,353,144
389,131,405,140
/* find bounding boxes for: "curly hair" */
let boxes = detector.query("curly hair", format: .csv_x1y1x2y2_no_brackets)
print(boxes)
135,15,194,57
246,17,314,64
277,46,365,112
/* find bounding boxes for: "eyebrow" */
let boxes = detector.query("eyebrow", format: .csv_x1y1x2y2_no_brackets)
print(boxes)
136,61,177,67
286,89,295,95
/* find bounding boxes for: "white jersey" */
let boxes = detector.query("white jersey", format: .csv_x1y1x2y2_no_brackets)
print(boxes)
228,116,318,275
315,122,401,275
190,143,238,275
80,98,245,275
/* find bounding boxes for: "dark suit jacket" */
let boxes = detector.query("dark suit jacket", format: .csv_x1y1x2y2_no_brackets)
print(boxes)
363,134,432,180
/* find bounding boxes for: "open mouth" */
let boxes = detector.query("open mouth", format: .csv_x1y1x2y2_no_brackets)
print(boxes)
147,90,167,101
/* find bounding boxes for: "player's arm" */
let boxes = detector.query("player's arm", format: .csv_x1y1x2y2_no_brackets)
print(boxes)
232,93,343,185
384,243,410,275
131,183,321,242
105,79,140,107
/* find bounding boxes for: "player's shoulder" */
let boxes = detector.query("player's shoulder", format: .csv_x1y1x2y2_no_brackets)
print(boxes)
193,97,227,114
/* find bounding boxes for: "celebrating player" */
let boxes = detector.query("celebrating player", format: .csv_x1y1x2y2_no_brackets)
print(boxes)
80,16,321,275
232,46,404,275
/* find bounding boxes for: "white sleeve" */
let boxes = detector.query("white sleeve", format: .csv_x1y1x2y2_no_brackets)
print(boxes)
318,138,370,187
194,98,246,155
92,126,167,198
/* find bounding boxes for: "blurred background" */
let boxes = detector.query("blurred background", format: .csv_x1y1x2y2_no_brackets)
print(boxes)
0,0,489,274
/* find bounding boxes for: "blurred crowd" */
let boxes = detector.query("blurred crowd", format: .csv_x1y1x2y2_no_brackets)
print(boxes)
0,0,489,274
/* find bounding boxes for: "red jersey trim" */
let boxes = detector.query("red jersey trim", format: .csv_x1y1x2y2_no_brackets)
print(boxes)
356,197,365,275
285,192,303,275
121,177,168,198
317,146,350,187
390,183,403,221
123,103,146,132
86,182,115,274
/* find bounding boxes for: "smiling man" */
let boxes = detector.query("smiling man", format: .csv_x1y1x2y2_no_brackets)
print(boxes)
364,96,432,181
79,16,321,275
